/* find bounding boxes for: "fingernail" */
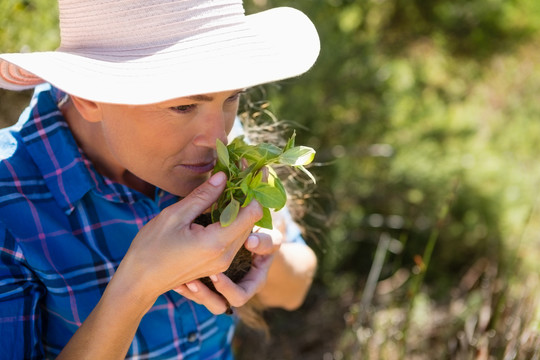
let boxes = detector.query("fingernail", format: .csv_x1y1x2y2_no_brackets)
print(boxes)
209,172,226,186
247,235,259,249
186,282,198,292
210,274,218,282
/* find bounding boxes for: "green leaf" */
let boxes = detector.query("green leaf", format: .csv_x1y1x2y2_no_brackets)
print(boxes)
298,165,317,184
229,136,246,147
214,191,232,220
280,146,316,166
241,149,264,165
214,133,317,228
267,170,276,187
212,161,229,175
238,163,256,179
250,170,263,188
284,131,296,152
252,182,287,209
216,139,230,169
242,190,255,207
220,198,240,227
267,166,280,186
272,177,287,210
258,155,273,169
257,143,282,160
240,172,253,195
255,207,273,229
210,203,219,223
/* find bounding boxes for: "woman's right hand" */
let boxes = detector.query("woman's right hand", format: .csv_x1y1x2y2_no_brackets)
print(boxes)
113,171,263,305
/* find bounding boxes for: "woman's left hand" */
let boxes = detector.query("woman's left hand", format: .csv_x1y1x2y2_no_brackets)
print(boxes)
174,228,283,314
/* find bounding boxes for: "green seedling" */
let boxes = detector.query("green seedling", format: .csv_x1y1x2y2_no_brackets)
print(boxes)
197,133,316,296
211,132,316,229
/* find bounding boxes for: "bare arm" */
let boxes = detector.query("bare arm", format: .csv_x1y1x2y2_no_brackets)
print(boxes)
256,241,317,310
57,172,263,359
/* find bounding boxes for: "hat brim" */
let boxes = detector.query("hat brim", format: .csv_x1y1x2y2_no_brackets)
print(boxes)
0,7,319,105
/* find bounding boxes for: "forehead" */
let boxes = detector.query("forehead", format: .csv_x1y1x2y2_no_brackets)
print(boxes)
97,89,244,112
158,89,244,106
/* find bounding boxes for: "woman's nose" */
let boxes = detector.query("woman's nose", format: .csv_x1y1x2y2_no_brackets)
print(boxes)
192,110,228,148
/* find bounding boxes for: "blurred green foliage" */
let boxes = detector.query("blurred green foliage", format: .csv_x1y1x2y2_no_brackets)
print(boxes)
242,0,540,356
246,0,540,286
0,0,59,125
0,0,59,52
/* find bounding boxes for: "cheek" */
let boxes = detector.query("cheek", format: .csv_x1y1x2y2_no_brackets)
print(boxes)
225,120,234,135
225,110,238,135
100,116,158,169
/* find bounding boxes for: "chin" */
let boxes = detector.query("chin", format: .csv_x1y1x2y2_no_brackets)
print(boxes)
165,176,210,197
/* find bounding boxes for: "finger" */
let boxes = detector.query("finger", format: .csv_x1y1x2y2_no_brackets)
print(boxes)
172,199,263,281
209,273,252,308
239,198,263,220
191,199,262,273
241,158,249,171
212,254,274,307
245,230,282,255
261,166,269,183
174,280,231,315
171,172,227,225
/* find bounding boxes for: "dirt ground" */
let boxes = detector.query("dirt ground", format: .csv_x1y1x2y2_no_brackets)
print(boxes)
235,283,344,360
0,89,32,127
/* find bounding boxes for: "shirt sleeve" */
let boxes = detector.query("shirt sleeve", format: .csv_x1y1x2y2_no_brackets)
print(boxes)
275,206,306,244
0,222,45,359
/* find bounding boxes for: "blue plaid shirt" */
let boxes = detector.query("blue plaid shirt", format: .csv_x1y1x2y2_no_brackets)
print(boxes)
0,84,303,359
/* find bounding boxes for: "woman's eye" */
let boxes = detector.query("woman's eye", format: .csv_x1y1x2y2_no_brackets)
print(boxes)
227,91,245,102
171,104,196,113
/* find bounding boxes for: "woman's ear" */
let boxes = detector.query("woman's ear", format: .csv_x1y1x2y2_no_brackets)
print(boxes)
70,95,103,123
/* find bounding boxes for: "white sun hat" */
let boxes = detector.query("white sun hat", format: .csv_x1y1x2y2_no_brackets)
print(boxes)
0,0,319,105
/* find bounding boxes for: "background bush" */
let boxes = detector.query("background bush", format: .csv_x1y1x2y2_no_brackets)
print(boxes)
3,0,540,358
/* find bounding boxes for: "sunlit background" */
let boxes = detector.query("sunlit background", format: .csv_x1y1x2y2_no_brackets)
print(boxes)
3,0,540,358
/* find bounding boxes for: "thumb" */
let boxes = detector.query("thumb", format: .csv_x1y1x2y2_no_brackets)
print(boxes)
171,172,227,225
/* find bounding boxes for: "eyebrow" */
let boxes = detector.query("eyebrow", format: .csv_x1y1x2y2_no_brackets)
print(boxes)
186,94,214,102
184,89,244,102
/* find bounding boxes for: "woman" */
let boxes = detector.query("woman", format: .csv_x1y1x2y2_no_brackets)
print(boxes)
0,0,319,358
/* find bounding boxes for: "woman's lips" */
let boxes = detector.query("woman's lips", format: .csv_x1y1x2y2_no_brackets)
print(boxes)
179,160,216,174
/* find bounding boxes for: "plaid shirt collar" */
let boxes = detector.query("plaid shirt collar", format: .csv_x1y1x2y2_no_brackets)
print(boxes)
18,84,150,214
